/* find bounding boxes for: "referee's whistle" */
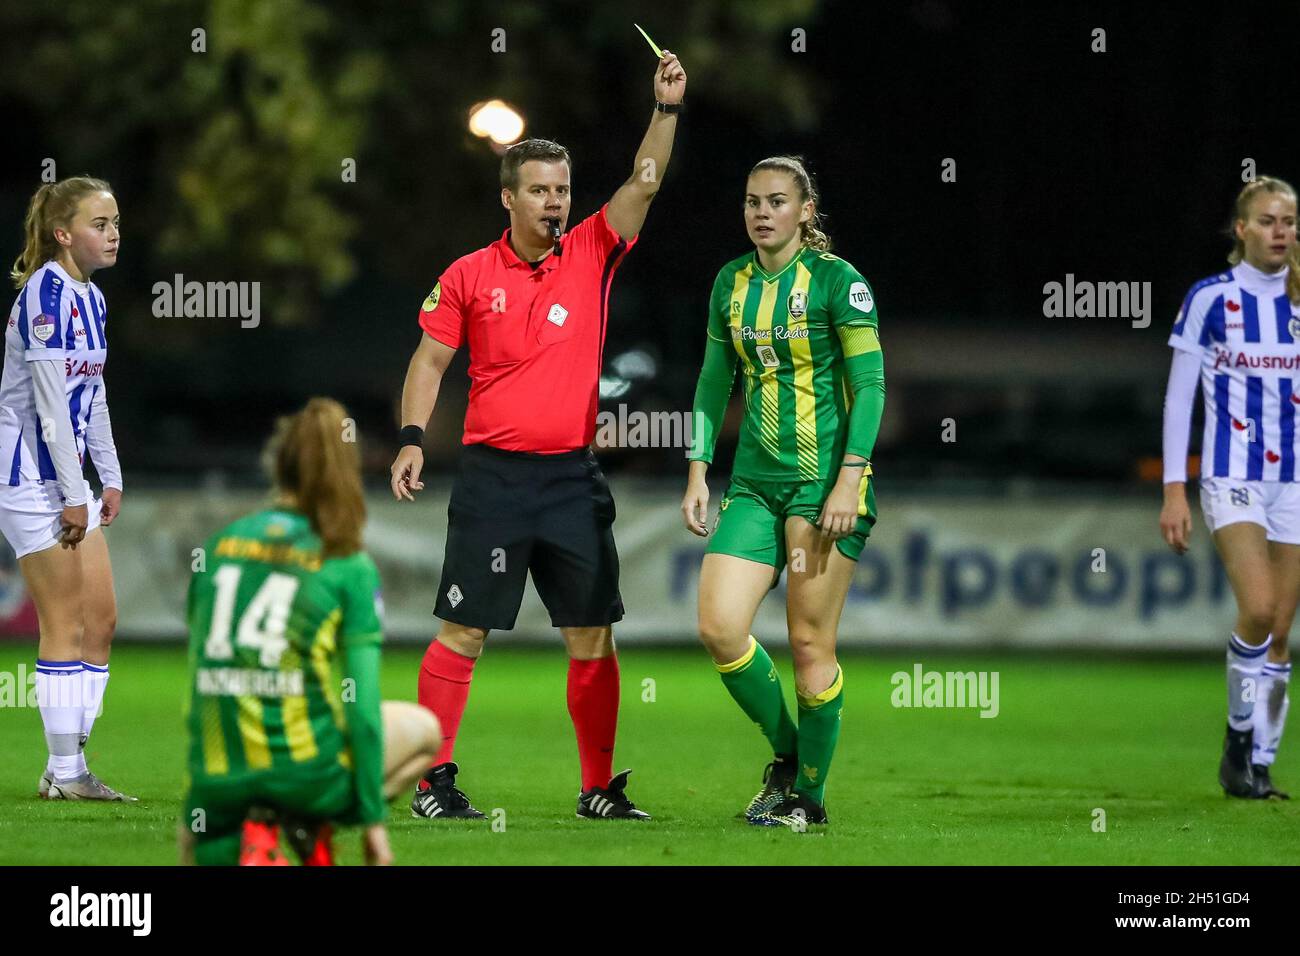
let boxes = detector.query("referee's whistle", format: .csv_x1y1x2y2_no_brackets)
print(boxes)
546,217,563,256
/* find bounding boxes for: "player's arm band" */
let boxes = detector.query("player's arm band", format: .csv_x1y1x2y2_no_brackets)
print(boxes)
837,326,886,461
399,425,424,448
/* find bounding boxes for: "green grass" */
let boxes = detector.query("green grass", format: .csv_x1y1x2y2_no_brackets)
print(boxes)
0,644,1294,865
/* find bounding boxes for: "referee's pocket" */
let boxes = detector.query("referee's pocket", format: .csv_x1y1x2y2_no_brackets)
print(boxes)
588,463,617,525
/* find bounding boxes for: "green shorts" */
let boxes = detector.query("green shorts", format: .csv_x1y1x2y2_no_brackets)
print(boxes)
183,759,362,865
706,468,877,569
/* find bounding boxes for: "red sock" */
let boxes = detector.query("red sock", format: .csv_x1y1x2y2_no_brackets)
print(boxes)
568,654,620,791
417,639,477,781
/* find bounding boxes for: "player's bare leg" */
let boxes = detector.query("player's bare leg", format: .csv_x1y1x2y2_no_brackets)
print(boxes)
699,552,799,820
21,540,118,800
1253,541,1300,797
382,700,443,798
411,620,487,819
1213,521,1275,796
697,553,778,665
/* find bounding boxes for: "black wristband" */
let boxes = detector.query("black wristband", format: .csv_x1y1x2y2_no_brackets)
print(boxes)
655,100,683,114
399,425,424,448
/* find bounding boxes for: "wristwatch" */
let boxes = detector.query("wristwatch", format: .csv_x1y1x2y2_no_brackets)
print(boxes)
655,100,683,114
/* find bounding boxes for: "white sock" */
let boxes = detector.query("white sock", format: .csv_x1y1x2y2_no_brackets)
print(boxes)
80,662,109,745
1227,632,1271,731
36,660,85,780
1253,661,1291,766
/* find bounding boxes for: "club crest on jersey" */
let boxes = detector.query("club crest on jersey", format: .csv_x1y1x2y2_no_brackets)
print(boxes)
848,282,874,313
32,315,55,343
447,584,463,608
787,290,808,318
1289,314,1300,340
546,303,568,326
421,283,441,313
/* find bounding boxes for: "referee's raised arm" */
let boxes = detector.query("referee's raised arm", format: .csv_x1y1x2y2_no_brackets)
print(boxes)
605,49,687,241
391,332,457,501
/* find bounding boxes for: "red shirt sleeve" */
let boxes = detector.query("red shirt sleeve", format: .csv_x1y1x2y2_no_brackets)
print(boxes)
417,264,466,349
564,203,638,261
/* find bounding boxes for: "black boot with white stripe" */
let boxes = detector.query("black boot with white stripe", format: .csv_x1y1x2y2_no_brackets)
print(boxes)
410,762,486,819
576,769,651,820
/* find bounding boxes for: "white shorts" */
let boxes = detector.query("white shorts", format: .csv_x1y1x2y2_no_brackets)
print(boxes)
0,481,102,559
1199,477,1300,544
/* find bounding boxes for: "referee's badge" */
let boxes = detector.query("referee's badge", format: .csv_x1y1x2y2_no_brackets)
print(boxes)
447,584,463,608
1289,314,1300,340
421,283,441,313
547,303,568,327
787,290,807,318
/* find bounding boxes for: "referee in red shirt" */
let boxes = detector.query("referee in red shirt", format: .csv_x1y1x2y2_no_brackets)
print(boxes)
391,51,686,821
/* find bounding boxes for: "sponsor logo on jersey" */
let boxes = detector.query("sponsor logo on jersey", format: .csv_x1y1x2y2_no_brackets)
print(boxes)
422,282,441,313
756,344,780,367
546,303,568,326
736,325,808,341
787,290,807,318
731,299,742,317
848,281,874,313
447,584,463,608
32,315,55,342
64,359,105,378
1211,347,1300,371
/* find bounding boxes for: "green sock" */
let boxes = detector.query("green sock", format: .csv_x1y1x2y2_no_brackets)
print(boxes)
717,637,798,756
794,666,843,804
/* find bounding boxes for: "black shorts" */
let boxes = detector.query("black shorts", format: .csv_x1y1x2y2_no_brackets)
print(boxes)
434,443,624,630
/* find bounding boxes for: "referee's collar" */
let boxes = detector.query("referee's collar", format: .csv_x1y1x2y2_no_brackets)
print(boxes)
496,228,560,272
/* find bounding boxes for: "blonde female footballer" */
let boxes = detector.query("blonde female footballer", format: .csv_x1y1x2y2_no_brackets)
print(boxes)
1162,176,1300,800
6,177,129,800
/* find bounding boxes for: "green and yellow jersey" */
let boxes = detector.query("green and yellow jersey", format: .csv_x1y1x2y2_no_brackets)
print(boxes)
690,245,885,482
183,507,386,824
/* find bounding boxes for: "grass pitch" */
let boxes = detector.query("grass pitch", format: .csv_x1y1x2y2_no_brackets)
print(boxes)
0,644,1294,865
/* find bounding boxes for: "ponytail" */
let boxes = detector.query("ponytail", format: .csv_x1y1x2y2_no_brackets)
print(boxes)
264,398,366,558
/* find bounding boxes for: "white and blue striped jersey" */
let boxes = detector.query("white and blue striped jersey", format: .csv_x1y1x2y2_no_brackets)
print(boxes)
1169,261,1300,481
0,261,108,486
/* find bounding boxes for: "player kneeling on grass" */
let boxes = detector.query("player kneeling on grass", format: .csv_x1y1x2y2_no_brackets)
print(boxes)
7,177,129,802
179,399,442,865
682,157,885,827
